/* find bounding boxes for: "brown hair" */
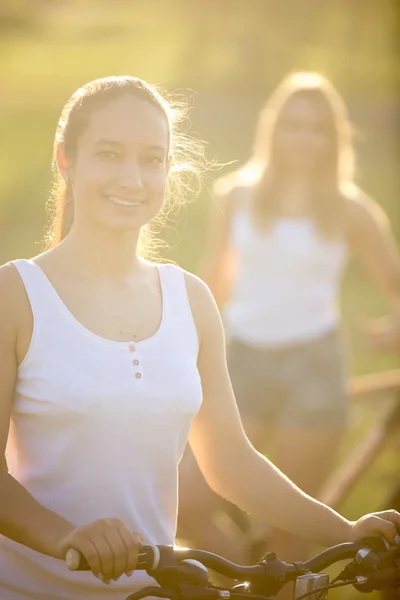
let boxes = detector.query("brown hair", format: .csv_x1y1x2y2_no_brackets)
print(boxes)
215,72,355,238
45,76,206,258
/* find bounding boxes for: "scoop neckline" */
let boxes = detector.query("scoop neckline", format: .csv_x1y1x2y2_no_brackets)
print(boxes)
28,260,168,349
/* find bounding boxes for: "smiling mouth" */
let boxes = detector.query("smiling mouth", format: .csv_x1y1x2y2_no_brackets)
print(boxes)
106,196,144,207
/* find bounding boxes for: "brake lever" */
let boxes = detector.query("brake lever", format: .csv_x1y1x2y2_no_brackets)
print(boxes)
354,568,400,593
335,539,400,587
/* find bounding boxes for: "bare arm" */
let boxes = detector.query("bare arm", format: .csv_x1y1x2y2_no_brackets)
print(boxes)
0,264,74,559
346,193,400,345
185,272,400,545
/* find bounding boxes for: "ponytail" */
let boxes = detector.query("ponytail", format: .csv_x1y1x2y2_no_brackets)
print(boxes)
44,174,74,249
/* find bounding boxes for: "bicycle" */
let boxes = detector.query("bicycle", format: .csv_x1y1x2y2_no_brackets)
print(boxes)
66,537,400,600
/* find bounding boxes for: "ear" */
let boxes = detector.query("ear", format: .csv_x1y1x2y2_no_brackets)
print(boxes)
56,143,69,181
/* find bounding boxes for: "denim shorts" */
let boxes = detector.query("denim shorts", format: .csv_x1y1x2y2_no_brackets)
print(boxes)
226,329,348,428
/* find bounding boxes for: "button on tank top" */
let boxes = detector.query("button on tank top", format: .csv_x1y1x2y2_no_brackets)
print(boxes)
224,206,348,347
0,259,202,599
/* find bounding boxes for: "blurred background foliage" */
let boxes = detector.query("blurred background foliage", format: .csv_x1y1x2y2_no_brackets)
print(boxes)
0,0,399,581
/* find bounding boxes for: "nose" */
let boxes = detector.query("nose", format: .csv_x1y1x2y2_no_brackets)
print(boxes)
119,158,143,190
291,127,320,151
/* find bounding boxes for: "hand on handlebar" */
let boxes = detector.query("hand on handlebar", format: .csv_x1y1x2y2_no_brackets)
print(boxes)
350,510,400,545
60,518,142,584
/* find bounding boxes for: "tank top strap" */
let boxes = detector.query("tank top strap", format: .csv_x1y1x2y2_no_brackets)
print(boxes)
11,259,62,320
158,263,198,346
232,184,253,211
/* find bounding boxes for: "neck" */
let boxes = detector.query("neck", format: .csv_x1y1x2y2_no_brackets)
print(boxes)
281,171,313,194
276,171,314,216
60,221,143,278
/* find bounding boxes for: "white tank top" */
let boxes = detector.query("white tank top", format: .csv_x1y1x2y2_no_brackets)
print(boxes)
0,259,202,600
224,205,348,347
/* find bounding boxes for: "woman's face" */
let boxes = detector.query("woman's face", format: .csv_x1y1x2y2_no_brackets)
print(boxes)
67,94,170,234
273,94,333,173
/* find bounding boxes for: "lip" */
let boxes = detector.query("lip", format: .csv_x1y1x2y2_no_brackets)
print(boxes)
105,195,146,207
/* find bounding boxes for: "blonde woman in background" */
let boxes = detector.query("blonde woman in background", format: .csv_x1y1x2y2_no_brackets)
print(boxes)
178,72,400,567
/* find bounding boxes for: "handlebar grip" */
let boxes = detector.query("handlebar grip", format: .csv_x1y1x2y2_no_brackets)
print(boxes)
66,548,84,571
65,545,160,571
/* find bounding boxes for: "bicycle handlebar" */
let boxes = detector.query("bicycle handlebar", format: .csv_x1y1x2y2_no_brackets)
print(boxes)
66,538,400,600
65,538,390,576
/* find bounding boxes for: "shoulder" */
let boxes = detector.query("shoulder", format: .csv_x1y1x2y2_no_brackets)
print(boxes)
341,183,390,243
182,270,223,344
343,184,387,221
223,183,252,209
213,175,253,211
0,262,31,343
183,269,215,303
0,261,29,307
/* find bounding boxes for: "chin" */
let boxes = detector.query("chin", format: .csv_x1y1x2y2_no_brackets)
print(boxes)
104,217,147,234
97,205,156,232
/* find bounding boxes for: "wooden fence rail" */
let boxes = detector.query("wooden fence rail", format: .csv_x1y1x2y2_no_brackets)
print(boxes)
348,369,400,398
320,369,400,509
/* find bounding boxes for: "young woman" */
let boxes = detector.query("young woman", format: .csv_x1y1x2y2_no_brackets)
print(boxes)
0,75,399,600
178,72,400,564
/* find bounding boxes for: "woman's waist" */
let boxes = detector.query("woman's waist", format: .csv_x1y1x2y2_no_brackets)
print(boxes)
227,280,339,311
224,304,339,348
225,292,339,327
3,468,178,535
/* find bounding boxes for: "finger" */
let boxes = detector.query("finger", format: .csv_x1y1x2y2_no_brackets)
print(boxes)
103,527,129,580
370,516,398,543
89,535,115,584
116,527,141,576
374,510,400,532
73,539,103,580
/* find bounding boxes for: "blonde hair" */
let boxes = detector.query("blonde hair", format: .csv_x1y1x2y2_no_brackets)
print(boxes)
215,72,355,237
45,76,207,259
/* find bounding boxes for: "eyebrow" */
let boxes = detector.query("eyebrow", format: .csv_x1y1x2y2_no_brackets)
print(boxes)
93,139,122,147
93,139,167,153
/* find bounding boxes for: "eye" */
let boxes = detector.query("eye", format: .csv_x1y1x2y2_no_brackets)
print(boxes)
97,150,119,159
144,156,164,166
